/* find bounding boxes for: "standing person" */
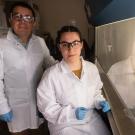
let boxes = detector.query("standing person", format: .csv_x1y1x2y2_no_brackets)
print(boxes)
0,1,55,135
37,25,111,135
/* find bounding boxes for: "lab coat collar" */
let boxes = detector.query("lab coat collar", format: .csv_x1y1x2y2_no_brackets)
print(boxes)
59,59,71,74
7,29,18,43
59,57,85,75
7,29,37,45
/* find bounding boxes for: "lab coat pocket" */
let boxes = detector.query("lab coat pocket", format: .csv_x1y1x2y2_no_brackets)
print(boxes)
7,88,29,106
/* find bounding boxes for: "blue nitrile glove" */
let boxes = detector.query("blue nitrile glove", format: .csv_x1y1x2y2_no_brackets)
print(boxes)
75,107,88,120
0,111,13,122
100,101,110,113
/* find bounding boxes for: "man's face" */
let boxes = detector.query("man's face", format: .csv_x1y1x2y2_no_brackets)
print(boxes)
10,6,35,40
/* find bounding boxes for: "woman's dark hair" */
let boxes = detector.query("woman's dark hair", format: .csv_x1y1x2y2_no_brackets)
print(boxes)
56,25,82,45
9,1,35,19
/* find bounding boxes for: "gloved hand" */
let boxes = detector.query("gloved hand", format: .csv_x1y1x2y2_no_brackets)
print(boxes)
0,111,13,122
75,107,88,120
100,101,110,113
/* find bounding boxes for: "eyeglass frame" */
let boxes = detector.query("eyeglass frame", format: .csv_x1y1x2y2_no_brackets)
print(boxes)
59,40,83,49
10,12,35,23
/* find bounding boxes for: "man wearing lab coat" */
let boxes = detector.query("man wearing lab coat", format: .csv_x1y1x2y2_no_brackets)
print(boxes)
0,1,55,134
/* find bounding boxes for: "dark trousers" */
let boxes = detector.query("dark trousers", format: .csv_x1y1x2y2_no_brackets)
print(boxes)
0,121,50,135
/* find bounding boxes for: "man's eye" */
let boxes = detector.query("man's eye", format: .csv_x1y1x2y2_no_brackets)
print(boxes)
24,16,33,20
62,43,68,47
14,15,21,19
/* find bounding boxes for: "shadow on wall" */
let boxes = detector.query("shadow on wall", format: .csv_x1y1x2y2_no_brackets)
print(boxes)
82,39,95,63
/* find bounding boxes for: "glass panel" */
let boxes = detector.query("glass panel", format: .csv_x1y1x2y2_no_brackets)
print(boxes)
96,18,135,119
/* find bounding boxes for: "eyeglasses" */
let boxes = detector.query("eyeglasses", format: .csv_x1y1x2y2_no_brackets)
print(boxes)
11,13,34,23
59,40,82,49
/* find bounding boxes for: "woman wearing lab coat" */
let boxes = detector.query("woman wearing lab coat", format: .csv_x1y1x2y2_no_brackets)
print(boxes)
37,25,111,135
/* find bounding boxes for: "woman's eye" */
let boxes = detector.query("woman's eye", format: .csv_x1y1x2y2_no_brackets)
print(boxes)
72,42,77,46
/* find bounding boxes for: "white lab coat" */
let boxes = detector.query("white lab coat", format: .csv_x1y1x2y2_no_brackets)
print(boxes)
0,30,55,132
108,57,135,108
37,58,111,135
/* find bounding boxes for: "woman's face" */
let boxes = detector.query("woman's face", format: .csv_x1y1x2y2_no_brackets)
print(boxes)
59,32,83,63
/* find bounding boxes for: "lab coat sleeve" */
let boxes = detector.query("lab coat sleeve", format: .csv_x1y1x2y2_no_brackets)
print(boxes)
0,50,11,115
38,37,57,69
37,70,76,125
93,66,106,109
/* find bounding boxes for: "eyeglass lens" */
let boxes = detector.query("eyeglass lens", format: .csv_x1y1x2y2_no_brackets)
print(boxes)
11,13,34,23
60,40,82,49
